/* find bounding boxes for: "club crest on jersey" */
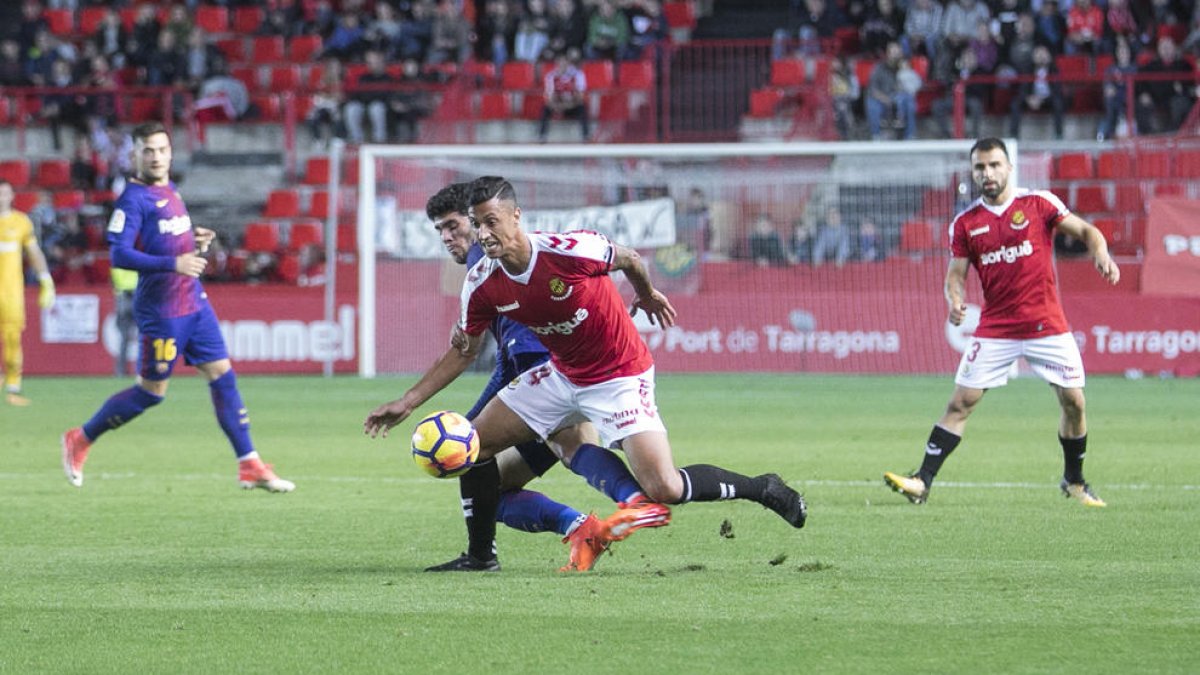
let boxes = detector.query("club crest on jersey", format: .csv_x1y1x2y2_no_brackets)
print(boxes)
1010,210,1029,230
548,276,574,301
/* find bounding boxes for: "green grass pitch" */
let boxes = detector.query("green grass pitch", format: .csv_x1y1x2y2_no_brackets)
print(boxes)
2,374,1198,674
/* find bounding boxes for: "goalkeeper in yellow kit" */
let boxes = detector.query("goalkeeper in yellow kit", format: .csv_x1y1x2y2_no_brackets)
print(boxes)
0,179,55,406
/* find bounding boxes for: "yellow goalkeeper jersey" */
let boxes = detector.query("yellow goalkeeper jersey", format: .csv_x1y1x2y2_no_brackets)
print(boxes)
0,209,36,324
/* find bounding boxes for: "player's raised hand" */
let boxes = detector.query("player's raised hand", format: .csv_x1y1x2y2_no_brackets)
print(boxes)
1094,252,1120,285
194,226,216,254
364,399,414,438
175,252,208,278
948,302,967,326
631,289,677,327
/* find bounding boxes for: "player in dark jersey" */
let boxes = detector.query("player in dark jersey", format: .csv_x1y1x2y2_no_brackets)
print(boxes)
422,183,666,572
61,122,294,493
884,137,1119,507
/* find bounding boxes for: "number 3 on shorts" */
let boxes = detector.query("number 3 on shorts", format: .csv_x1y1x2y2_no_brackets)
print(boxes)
966,341,981,363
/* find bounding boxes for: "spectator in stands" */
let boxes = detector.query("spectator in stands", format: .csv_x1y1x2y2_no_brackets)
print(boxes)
146,29,187,89
478,0,515,65
127,3,161,71
322,11,367,61
70,136,100,190
932,47,988,138
903,0,943,62
28,191,56,243
1034,0,1066,54
866,41,918,140
626,0,668,60
23,30,59,86
969,20,999,73
43,208,87,284
0,39,27,86
16,1,49,54
344,49,395,144
829,55,860,139
1065,0,1104,55
812,205,851,268
258,6,301,40
539,50,590,142
748,213,789,267
548,0,588,59
861,0,905,58
164,3,193,48
81,54,118,128
364,2,402,57
391,58,436,143
677,187,712,255
940,0,991,59
587,0,631,61
427,0,471,65
992,0,1022,65
396,1,435,62
194,56,250,129
40,58,87,151
1135,36,1196,135
788,219,814,265
777,0,844,58
183,28,219,91
516,0,554,62
91,8,128,70
857,218,883,261
1009,44,1065,139
1104,0,1140,50
307,58,345,148
1097,37,1136,141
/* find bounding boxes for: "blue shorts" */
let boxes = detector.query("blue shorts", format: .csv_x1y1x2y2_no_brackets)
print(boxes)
137,302,229,381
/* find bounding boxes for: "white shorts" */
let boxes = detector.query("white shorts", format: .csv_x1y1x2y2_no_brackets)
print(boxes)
955,333,1085,389
497,362,667,448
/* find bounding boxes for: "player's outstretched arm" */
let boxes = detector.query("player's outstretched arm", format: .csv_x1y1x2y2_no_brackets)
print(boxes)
944,257,970,326
1057,213,1120,285
363,327,483,438
194,226,216,254
611,243,677,327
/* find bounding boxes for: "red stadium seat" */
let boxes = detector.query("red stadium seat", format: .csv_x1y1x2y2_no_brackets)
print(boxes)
264,189,300,218
619,60,654,90
748,88,782,118
233,7,265,34
582,61,614,90
597,91,629,121
277,253,301,284
520,92,546,119
231,66,260,92
195,6,229,34
1097,151,1133,179
0,97,11,124
854,59,875,88
1152,181,1184,197
1091,217,1118,244
336,223,357,253
242,222,281,253
1173,150,1200,177
909,55,929,81
252,36,286,64
812,57,832,86
251,94,283,121
1056,54,1090,78
1114,183,1143,214
306,191,331,219
44,9,73,36
79,7,108,34
0,160,31,188
663,1,696,29
289,35,323,63
1137,150,1171,178
770,59,805,88
13,192,38,213
501,62,536,90
215,38,247,63
342,157,359,185
118,7,138,31
268,65,302,91
462,60,497,84
1055,152,1094,180
834,26,860,54
900,220,935,253
128,96,162,121
53,190,85,211
478,92,512,119
1073,185,1109,213
85,254,112,285
288,220,323,251
36,160,71,189
303,157,331,185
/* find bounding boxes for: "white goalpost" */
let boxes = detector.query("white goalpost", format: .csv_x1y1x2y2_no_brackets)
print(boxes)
354,140,1020,378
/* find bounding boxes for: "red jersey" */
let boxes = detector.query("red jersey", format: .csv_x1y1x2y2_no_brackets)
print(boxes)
949,188,1071,339
460,230,653,385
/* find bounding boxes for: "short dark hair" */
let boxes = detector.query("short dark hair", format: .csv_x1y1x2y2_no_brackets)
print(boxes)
425,182,471,220
969,137,1009,159
468,176,517,207
131,121,169,144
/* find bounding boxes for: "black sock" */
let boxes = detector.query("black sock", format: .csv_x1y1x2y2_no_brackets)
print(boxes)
460,458,500,562
1060,434,1087,484
917,425,961,487
676,464,766,504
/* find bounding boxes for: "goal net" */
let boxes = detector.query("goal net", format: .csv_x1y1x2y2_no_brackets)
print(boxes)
355,141,1025,377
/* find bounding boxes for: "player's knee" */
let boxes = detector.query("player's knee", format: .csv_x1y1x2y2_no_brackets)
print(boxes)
640,471,684,504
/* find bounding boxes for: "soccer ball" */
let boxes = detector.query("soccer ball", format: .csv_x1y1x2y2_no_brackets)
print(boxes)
411,411,480,478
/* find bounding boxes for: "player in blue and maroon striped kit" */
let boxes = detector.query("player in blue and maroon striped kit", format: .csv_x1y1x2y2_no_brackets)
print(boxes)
61,122,294,493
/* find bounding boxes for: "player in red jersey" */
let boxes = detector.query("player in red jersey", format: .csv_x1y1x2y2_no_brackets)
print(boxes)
884,137,1119,507
365,176,806,569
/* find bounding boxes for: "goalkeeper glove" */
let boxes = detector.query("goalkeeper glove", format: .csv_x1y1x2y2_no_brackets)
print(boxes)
38,274,56,309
